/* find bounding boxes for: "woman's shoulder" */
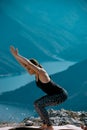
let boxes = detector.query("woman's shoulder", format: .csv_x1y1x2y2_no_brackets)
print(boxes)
39,68,47,74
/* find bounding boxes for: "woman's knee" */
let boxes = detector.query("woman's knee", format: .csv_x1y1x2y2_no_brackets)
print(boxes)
61,89,68,101
63,90,68,101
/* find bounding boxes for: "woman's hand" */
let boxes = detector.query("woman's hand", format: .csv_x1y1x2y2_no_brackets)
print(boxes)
10,45,29,68
10,46,18,56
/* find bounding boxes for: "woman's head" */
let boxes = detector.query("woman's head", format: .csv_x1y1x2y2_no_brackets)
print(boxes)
30,58,42,68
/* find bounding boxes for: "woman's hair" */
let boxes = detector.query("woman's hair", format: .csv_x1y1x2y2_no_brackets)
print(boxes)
30,58,42,68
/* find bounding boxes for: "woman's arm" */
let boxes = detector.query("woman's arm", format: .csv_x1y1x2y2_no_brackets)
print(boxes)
10,46,40,74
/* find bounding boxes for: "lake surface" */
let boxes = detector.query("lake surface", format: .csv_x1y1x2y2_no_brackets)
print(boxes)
0,103,34,123
0,61,75,93
0,61,75,122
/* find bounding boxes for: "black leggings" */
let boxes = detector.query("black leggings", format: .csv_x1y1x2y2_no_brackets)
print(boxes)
34,90,68,126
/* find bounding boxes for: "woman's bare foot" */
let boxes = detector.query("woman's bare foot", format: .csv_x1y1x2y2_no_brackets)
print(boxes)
39,124,47,129
46,125,54,130
39,124,54,130
81,125,87,130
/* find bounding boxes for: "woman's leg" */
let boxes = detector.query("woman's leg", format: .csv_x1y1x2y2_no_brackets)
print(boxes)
34,92,67,127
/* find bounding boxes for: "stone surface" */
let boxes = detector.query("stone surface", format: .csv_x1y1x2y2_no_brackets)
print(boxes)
23,109,87,127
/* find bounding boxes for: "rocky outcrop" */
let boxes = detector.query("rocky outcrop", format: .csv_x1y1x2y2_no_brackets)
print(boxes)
23,109,87,127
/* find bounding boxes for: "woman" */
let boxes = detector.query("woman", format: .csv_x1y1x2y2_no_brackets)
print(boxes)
10,46,68,130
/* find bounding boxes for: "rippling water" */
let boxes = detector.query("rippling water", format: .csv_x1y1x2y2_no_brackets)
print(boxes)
0,103,34,123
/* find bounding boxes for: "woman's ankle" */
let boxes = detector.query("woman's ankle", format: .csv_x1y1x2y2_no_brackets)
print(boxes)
40,124,47,129
47,125,54,130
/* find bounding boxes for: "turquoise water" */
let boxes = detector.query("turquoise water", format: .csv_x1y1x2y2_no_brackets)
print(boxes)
0,61,75,93
0,103,34,123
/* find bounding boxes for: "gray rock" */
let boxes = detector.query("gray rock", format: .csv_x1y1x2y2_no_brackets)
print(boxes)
23,109,87,127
